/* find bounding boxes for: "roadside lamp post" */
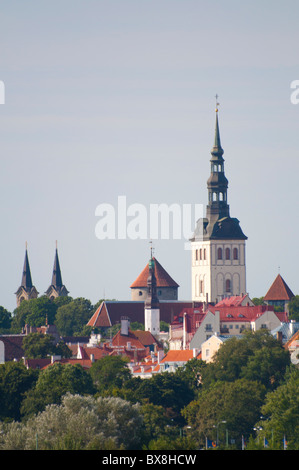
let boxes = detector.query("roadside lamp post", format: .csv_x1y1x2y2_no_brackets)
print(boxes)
216,420,227,447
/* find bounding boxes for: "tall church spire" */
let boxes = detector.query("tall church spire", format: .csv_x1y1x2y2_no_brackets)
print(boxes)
21,243,33,289
51,242,63,288
190,100,247,303
206,107,230,223
45,242,69,300
144,245,160,336
15,243,38,307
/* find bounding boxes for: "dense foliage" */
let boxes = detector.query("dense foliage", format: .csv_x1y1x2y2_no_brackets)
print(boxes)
0,297,298,450
0,328,297,449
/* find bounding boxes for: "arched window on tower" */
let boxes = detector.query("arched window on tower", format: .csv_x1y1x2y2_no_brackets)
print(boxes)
225,248,230,260
217,247,223,260
233,248,238,260
225,279,231,292
213,192,217,202
203,248,206,260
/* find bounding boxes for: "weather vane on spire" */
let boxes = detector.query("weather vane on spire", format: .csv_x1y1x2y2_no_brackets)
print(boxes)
215,93,220,112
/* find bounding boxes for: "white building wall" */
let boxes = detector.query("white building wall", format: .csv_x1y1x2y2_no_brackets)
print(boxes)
144,308,160,336
192,239,246,303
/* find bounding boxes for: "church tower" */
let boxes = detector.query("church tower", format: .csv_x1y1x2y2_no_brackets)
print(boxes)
15,244,39,307
45,243,69,300
190,104,247,303
144,251,160,336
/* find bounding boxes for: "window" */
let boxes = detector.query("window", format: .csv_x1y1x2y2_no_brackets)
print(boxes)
199,248,202,260
203,248,206,260
217,248,223,260
200,280,204,294
225,248,230,260
225,279,231,292
233,248,238,260
139,291,143,296
195,249,198,261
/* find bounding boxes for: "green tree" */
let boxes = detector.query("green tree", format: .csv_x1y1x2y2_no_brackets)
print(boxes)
21,363,95,418
0,306,12,332
11,296,57,331
203,330,290,391
131,372,195,425
252,297,265,306
55,297,93,336
182,378,265,449
176,357,208,391
0,362,38,421
22,333,57,359
22,333,72,359
288,295,299,321
89,355,131,394
0,394,143,450
255,367,299,449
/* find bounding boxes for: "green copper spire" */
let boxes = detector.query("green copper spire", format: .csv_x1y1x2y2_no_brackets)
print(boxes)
211,109,224,160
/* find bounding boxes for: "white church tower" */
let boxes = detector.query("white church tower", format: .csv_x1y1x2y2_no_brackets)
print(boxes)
190,105,247,303
144,253,160,336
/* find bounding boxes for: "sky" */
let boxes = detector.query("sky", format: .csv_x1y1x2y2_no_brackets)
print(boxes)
1,0,299,312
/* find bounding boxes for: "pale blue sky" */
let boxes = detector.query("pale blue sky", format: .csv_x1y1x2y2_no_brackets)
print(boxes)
1,0,299,312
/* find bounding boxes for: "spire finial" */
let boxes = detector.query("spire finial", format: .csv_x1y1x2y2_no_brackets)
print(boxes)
215,93,220,113
55,240,58,250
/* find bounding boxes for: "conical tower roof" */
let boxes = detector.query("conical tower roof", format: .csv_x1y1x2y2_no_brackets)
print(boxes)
264,274,294,301
130,257,179,288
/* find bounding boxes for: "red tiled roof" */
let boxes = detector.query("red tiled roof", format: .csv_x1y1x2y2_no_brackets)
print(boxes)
208,304,288,322
264,274,295,301
215,295,249,307
160,350,199,363
130,257,179,288
133,330,160,347
87,301,193,328
0,335,25,362
110,329,146,350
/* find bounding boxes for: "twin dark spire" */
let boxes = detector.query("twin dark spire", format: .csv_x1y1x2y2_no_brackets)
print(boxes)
16,243,69,306
15,244,39,307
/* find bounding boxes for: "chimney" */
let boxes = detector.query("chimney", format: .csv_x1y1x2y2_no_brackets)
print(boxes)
120,316,130,336
183,312,187,350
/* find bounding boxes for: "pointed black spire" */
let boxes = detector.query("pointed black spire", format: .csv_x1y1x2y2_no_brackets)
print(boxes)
210,110,224,160
45,242,69,299
21,244,33,289
206,107,230,222
51,245,63,288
